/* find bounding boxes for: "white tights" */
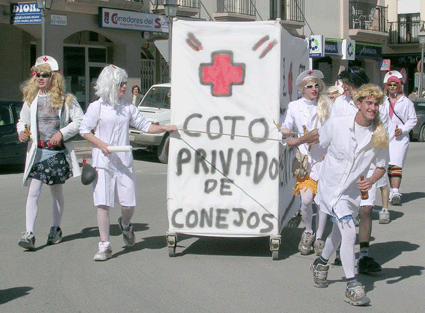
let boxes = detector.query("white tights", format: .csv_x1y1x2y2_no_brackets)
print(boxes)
321,217,357,279
300,188,327,239
25,178,64,233
97,205,135,242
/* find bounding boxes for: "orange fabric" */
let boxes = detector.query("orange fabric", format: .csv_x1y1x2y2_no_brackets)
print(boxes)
294,175,318,195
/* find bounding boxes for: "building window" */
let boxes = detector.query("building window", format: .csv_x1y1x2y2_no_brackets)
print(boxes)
398,13,420,43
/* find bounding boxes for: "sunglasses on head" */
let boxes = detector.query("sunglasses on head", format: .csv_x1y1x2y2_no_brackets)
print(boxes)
118,81,127,87
304,83,319,89
36,73,51,78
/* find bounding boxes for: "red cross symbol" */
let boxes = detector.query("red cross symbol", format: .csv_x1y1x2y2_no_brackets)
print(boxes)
200,52,245,97
388,71,392,75
307,71,313,75
43,56,48,62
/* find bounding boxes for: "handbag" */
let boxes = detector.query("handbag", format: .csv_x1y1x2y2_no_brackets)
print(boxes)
81,156,97,185
292,149,309,179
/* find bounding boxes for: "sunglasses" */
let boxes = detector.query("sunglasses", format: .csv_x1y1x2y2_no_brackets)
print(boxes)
388,83,397,87
304,83,319,89
118,81,127,87
36,73,51,78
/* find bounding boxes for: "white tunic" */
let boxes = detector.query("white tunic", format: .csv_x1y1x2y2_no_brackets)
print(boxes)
17,93,84,186
281,97,328,181
79,98,151,206
315,115,388,218
383,95,417,167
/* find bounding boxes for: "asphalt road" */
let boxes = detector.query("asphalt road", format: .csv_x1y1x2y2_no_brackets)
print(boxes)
0,141,424,312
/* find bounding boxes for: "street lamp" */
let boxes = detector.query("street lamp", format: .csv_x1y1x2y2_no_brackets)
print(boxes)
418,29,425,98
163,0,179,81
36,0,53,55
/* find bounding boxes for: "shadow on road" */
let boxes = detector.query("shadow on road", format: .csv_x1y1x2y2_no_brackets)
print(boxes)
399,191,425,204
132,150,161,164
0,164,24,175
0,286,33,305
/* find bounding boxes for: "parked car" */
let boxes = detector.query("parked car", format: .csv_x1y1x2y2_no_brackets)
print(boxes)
0,100,27,165
129,83,171,163
410,98,425,141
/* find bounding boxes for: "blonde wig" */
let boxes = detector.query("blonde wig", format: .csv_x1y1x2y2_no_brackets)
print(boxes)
353,84,388,148
326,86,342,99
95,65,128,105
299,77,332,123
22,63,72,109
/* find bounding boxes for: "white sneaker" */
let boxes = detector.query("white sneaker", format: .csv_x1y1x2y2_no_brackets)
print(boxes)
298,231,315,255
94,241,112,261
314,239,325,256
118,217,135,247
379,210,390,224
389,192,402,205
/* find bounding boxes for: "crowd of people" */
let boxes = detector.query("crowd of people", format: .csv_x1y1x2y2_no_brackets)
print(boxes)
281,67,417,306
16,55,417,307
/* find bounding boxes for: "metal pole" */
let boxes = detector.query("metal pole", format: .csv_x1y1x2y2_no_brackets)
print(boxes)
168,17,173,82
421,43,424,98
41,9,46,55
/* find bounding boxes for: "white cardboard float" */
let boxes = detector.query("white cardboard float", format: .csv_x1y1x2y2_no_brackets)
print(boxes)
166,20,309,259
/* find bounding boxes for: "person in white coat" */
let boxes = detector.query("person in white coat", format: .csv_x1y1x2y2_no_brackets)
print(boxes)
383,72,417,206
79,65,177,261
281,70,332,256
17,55,83,250
288,84,389,306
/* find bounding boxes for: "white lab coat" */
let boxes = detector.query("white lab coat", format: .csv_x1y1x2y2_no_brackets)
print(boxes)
79,98,151,205
315,115,388,218
281,97,328,181
17,93,83,186
383,95,417,167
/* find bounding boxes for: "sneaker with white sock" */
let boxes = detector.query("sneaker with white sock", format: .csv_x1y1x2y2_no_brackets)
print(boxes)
94,241,112,261
310,263,329,288
379,210,390,224
18,231,35,250
298,231,315,255
389,192,402,205
345,281,370,306
118,217,135,247
47,226,63,244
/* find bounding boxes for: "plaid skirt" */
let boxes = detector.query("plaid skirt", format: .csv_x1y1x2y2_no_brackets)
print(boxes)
29,151,72,185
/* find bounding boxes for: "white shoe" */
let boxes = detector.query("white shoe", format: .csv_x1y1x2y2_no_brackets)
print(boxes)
390,192,402,205
94,241,112,261
379,210,390,224
118,217,135,247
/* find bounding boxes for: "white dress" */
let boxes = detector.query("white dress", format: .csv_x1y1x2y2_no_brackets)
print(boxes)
79,98,151,206
383,95,417,168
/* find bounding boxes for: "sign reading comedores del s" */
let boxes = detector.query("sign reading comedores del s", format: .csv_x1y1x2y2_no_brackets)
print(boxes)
98,7,168,33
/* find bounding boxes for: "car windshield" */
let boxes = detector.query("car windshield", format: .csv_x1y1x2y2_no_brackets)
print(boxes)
0,104,14,126
139,87,170,109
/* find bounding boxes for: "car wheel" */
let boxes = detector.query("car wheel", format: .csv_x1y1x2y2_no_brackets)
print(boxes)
419,124,425,142
157,134,170,164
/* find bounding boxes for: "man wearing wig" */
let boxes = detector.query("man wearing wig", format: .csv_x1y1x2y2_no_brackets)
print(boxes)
281,70,332,256
383,71,417,208
331,66,389,275
288,84,389,306
17,55,84,249
79,65,177,261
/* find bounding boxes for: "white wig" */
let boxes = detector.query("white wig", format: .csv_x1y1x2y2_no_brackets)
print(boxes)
95,64,128,105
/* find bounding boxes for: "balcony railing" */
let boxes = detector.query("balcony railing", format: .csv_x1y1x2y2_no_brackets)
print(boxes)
153,0,199,9
389,21,425,44
349,1,387,33
216,0,255,17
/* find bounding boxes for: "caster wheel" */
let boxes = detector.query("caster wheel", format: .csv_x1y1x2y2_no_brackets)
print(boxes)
272,250,279,260
168,246,176,257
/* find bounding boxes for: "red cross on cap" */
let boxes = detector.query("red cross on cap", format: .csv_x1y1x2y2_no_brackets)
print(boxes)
307,71,313,75
388,72,392,75
43,56,48,62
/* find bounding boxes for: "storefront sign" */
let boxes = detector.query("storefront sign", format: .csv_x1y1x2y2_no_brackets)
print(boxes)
325,39,342,56
342,39,356,60
51,14,67,26
309,35,325,58
356,42,382,59
98,7,168,33
380,59,391,71
10,2,41,25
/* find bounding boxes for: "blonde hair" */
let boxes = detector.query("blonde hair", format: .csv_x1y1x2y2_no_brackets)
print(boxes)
353,84,388,148
299,77,332,123
326,86,341,98
22,63,71,109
